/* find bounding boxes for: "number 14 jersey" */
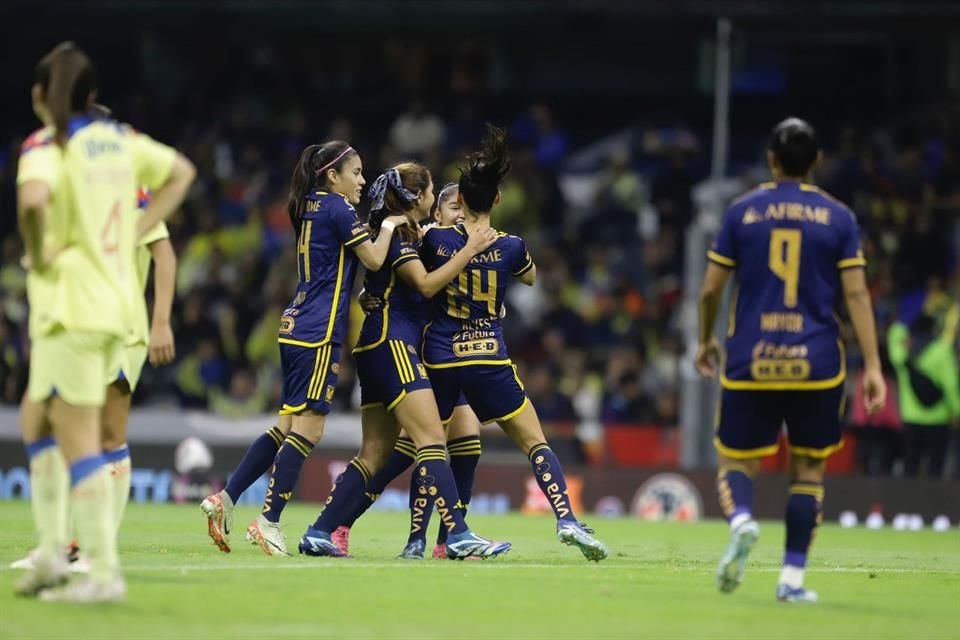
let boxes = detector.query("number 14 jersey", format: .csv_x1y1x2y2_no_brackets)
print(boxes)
420,224,533,368
708,181,865,390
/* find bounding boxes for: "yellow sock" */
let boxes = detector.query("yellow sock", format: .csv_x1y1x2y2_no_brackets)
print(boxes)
70,458,118,583
27,440,69,560
106,445,132,537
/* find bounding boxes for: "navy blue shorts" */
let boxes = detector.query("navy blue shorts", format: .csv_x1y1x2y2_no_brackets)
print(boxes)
355,338,432,411
428,363,528,424
715,385,845,459
279,343,341,416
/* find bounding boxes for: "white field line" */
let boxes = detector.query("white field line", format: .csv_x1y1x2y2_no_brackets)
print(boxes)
84,562,958,574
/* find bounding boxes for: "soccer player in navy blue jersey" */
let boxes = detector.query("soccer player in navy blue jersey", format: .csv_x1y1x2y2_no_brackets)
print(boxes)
696,118,886,602
296,162,510,560
202,142,410,556
329,183,489,560
421,125,608,561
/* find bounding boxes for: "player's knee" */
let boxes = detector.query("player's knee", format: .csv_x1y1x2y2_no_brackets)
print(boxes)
790,455,826,482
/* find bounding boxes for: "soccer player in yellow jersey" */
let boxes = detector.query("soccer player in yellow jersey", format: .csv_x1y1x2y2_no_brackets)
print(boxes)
14,43,195,603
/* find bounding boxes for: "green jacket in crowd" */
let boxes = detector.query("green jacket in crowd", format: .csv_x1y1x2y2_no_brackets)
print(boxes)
887,314,960,426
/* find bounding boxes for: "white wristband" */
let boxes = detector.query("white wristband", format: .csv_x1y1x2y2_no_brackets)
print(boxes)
381,220,396,233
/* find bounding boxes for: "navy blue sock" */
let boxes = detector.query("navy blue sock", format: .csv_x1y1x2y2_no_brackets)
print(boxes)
717,464,755,523
411,445,467,540
343,439,415,528
437,435,481,544
528,443,577,523
313,458,371,532
225,426,284,504
784,482,823,568
261,432,313,523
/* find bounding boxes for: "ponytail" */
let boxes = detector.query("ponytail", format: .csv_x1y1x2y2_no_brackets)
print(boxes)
458,124,511,214
368,162,431,244
286,141,357,236
35,42,96,140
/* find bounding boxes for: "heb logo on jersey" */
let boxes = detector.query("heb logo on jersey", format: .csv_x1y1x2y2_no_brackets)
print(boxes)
453,339,499,357
631,473,703,522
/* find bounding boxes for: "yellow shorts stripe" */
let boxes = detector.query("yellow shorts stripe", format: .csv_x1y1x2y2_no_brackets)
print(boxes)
279,402,308,416
713,437,780,459
360,402,384,410
388,341,409,384
307,345,332,400
392,340,415,383
386,389,408,412
511,364,525,391
789,441,844,459
307,346,324,400
486,396,530,425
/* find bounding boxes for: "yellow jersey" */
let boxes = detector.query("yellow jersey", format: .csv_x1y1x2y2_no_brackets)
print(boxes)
16,115,176,340
17,127,67,339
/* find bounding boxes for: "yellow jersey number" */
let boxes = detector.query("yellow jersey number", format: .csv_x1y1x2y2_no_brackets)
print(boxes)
768,229,801,307
446,270,498,319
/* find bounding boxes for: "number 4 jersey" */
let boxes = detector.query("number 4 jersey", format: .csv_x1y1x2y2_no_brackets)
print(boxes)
708,181,866,390
420,224,534,368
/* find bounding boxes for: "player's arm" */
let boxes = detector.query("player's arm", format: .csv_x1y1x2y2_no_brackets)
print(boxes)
695,262,731,377
148,237,177,366
396,228,497,298
137,154,195,240
841,267,886,413
17,180,50,270
512,242,536,286
352,215,410,271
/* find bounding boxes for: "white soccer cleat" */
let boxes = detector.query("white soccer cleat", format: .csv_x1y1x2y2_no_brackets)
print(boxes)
39,576,127,604
717,519,760,593
776,584,819,603
556,520,608,562
13,553,69,597
11,543,88,574
245,514,290,556
201,491,234,553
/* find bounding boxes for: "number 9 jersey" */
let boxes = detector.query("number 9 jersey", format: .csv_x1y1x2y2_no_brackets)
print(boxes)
707,181,865,390
420,224,533,369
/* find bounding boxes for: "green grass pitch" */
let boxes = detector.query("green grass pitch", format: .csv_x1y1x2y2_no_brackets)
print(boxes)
1,501,957,639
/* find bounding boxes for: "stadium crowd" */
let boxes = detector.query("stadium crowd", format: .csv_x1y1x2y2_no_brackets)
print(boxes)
0,45,958,478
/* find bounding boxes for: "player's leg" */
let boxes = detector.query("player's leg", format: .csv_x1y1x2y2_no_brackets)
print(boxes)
483,365,606,561
433,402,482,558
926,425,949,478
393,385,510,560
713,389,783,593
101,380,132,538
247,343,340,556
201,414,289,552
25,332,125,602
778,385,845,603
11,393,69,577
299,405,398,557
334,424,417,555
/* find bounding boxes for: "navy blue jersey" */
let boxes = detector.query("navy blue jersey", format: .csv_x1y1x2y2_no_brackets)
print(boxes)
708,181,865,390
354,234,430,350
279,191,370,347
421,224,534,368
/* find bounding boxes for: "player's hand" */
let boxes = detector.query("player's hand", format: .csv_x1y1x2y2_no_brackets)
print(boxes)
695,338,721,378
465,227,497,256
861,366,887,415
149,322,176,366
358,290,383,314
384,214,411,229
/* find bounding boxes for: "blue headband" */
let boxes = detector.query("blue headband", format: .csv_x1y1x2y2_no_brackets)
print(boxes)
368,168,419,212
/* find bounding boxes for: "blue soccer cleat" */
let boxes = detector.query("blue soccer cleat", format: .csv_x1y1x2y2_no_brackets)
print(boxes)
717,519,759,593
446,531,511,560
557,519,608,562
776,584,819,603
397,539,425,560
298,526,348,558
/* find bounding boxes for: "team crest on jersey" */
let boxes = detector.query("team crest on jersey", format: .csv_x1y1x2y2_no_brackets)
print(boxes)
279,316,295,334
325,386,335,402
406,343,417,355
332,362,340,375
